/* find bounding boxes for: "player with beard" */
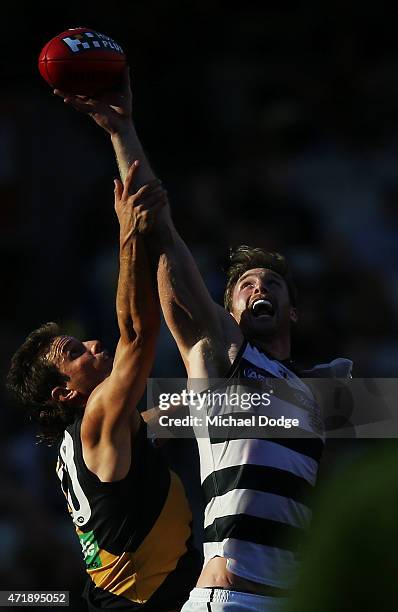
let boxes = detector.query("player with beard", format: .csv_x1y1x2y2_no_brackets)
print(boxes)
53,70,352,612
7,164,201,611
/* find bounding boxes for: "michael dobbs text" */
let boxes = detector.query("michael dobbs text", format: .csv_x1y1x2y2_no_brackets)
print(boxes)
158,389,273,411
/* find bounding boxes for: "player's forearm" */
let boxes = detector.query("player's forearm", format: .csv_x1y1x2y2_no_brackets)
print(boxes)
111,122,156,189
129,235,160,336
147,217,221,349
117,238,137,342
117,235,160,343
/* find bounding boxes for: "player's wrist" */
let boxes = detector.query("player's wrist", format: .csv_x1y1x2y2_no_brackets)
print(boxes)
110,119,135,139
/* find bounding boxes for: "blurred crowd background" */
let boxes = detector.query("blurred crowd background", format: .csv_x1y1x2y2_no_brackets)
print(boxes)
1,2,398,609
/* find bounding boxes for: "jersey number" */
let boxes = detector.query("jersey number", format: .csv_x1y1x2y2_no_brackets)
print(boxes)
57,430,92,526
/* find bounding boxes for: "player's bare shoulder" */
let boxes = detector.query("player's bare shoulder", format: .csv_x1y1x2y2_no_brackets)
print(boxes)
187,303,243,378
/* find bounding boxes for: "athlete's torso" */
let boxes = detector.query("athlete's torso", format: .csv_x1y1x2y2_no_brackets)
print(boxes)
190,341,352,592
57,417,201,610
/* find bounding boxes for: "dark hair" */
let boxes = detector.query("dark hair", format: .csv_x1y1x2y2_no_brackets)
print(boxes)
224,245,298,311
6,322,79,446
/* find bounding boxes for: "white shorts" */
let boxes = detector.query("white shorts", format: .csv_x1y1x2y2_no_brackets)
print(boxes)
180,587,288,611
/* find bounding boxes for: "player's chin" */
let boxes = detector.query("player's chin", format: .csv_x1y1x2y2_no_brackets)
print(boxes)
244,314,278,336
254,315,278,332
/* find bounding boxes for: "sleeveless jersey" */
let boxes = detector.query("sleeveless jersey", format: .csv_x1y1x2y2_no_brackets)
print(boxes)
56,417,202,610
195,341,352,589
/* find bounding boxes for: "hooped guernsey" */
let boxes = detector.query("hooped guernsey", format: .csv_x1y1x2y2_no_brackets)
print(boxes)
56,417,202,611
193,340,352,590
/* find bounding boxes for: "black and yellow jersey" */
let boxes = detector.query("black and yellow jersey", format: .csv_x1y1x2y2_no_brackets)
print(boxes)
56,417,202,610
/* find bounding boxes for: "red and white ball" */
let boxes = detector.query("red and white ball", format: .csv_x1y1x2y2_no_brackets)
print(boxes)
38,27,126,95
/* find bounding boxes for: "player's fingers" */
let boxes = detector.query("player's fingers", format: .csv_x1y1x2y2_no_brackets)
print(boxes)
54,90,75,103
134,197,167,220
114,179,123,207
62,97,95,113
134,199,167,234
54,89,93,102
135,187,166,208
130,185,164,209
56,90,99,112
131,183,150,202
135,203,160,220
124,174,162,203
137,183,163,197
123,160,140,196
131,178,162,199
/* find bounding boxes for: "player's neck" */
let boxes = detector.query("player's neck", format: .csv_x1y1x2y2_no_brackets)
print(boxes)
248,333,291,362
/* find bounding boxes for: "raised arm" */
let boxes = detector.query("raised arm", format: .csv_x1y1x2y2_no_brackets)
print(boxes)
149,210,230,367
55,70,241,375
55,69,155,187
81,163,165,480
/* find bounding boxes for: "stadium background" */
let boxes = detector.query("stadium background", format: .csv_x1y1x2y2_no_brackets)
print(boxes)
1,2,398,608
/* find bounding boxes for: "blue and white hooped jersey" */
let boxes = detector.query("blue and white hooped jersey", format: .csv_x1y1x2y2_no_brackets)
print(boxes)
194,341,352,588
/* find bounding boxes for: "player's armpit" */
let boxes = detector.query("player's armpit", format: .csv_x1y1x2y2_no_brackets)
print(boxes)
142,400,193,443
80,334,158,481
91,332,158,436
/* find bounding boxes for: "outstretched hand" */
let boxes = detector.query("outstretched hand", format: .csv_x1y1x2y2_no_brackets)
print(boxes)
114,161,168,241
54,67,132,135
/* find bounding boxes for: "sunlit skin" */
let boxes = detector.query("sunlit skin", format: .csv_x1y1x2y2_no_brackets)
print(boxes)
47,335,113,405
230,267,298,360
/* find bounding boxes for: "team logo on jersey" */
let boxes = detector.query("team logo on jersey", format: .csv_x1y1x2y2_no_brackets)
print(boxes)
243,364,268,381
79,530,102,569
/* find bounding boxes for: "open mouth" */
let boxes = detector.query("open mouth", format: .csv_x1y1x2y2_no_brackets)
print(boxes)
250,298,275,318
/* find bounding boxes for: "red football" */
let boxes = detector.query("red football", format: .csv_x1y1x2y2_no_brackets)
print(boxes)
38,27,126,95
